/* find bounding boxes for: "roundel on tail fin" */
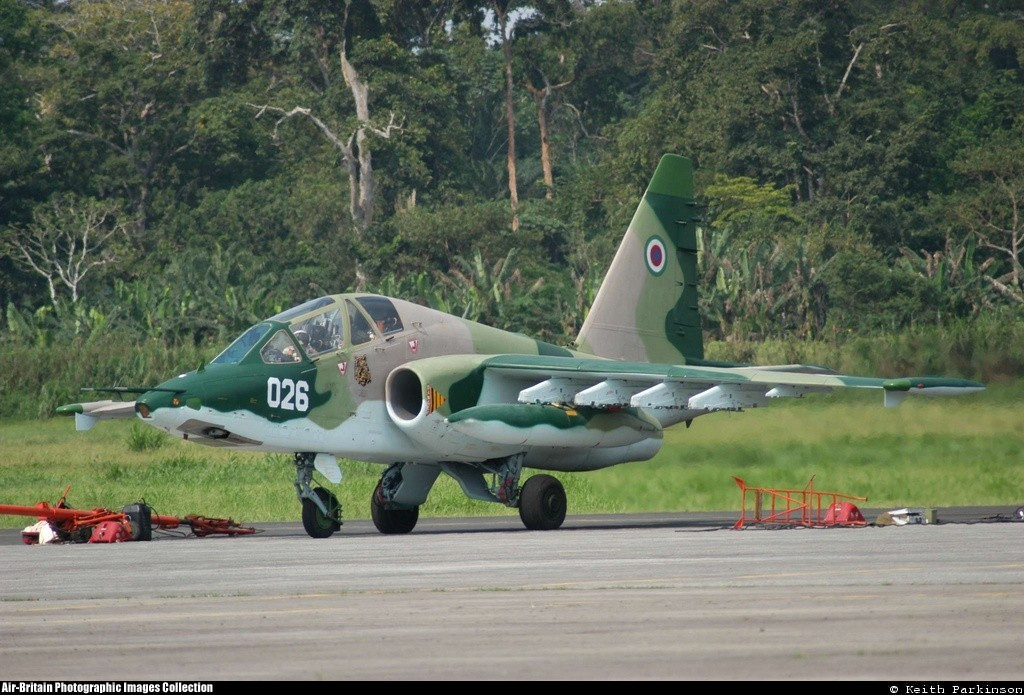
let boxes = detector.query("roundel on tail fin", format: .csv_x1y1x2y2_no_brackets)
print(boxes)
645,236,667,276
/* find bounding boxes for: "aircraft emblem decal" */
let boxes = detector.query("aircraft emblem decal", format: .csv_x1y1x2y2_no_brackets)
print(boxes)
645,235,667,276
408,338,419,353
354,356,372,387
425,385,446,414
337,361,347,376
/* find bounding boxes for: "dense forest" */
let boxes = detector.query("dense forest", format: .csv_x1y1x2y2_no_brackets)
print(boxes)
1,0,1023,417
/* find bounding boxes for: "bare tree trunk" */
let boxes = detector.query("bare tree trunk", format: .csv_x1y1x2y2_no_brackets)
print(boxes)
341,41,376,235
247,3,403,291
248,37,400,290
495,3,519,230
526,75,571,201
530,86,553,200
1009,178,1021,291
6,196,127,306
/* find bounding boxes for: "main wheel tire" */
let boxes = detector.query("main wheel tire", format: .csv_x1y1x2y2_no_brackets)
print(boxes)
518,474,567,530
371,483,419,534
302,487,341,538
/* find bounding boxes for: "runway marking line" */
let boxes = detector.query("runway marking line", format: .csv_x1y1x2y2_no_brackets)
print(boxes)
0,591,402,615
736,562,1024,580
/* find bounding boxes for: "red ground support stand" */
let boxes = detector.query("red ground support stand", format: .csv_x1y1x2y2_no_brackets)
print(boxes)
733,476,867,529
0,486,257,541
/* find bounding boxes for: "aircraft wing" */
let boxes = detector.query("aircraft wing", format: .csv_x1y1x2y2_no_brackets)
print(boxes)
56,399,138,431
478,355,984,411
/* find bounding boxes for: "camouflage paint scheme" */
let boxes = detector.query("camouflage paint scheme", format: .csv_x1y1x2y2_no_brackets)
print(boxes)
58,155,984,532
577,155,703,363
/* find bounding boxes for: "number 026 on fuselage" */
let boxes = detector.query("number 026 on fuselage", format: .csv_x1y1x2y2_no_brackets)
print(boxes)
58,154,984,538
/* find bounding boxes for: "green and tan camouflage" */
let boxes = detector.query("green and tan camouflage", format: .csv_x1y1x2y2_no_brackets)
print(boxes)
57,155,985,538
576,155,703,362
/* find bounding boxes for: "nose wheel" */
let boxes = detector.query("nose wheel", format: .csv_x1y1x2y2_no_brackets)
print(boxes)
294,453,342,538
302,486,342,538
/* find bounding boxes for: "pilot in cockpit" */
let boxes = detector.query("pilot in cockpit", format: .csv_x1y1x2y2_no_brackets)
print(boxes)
283,329,309,362
307,323,330,353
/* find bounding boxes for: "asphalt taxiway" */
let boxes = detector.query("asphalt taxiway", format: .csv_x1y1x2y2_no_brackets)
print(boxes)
1,510,1022,680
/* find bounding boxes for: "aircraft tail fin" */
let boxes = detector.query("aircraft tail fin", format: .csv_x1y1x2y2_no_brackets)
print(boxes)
575,154,703,363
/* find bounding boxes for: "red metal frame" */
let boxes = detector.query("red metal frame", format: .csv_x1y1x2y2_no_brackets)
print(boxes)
733,476,867,529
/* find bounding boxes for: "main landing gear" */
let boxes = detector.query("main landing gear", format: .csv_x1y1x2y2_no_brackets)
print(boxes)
292,452,569,538
517,474,567,531
371,463,429,534
430,455,568,532
294,453,341,538
369,457,568,534
371,482,419,534
474,456,567,531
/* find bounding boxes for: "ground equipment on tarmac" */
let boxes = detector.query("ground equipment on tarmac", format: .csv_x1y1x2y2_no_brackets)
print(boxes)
733,476,867,529
1,486,257,543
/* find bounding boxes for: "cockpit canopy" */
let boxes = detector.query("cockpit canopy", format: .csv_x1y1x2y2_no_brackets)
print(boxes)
290,306,344,358
210,295,405,365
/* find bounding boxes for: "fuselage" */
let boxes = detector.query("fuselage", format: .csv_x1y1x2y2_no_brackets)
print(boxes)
135,294,664,472
55,154,987,539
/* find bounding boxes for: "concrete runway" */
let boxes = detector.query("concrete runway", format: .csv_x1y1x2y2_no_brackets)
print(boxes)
1,510,1022,680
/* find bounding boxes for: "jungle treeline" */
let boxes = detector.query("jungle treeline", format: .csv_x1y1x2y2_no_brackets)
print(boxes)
1,0,1023,417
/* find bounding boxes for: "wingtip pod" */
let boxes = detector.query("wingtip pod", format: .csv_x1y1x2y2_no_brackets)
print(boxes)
881,377,985,408
54,399,138,428
55,403,101,431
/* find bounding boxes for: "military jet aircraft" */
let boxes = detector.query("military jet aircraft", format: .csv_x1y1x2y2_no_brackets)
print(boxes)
58,155,984,538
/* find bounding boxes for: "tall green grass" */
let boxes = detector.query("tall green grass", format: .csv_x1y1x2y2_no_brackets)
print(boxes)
0,337,215,419
0,417,608,526
1,382,1020,528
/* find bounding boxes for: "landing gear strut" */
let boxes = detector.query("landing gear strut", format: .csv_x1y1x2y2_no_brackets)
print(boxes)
438,455,566,531
477,455,567,530
293,453,341,538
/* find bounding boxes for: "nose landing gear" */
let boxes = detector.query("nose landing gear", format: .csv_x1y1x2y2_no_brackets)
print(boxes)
294,453,341,538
